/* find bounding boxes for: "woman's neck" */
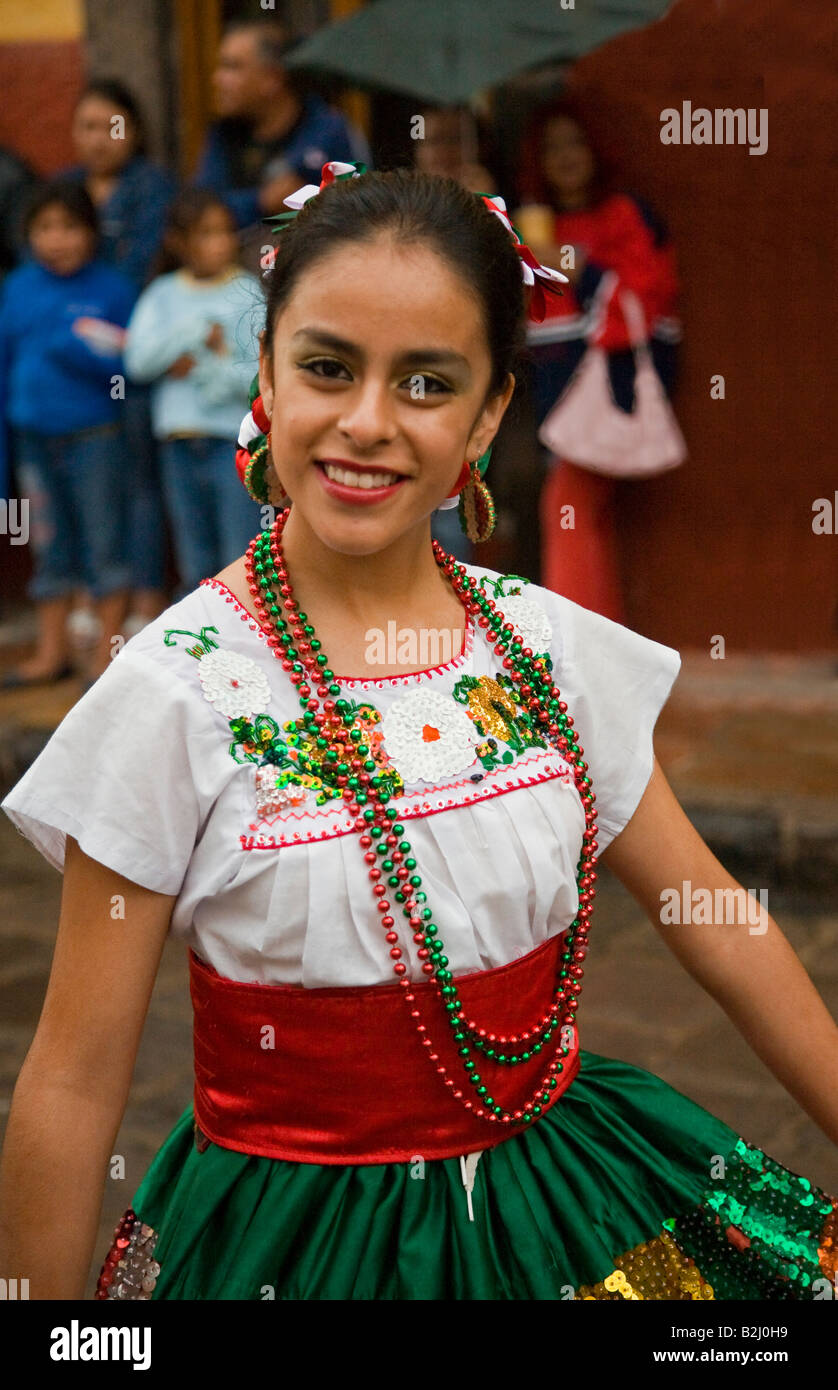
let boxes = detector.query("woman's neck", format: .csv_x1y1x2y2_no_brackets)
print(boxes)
279,507,457,630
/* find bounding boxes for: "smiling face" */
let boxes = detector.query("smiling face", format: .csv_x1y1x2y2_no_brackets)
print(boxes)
258,233,514,558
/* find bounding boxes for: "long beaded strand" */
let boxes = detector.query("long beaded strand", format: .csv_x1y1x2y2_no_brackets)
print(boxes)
244,509,599,1127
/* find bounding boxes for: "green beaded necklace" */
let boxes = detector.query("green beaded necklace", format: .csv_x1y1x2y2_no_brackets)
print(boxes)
244,509,599,1128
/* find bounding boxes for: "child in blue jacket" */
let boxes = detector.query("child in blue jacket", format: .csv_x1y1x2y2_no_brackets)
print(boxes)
0,182,136,686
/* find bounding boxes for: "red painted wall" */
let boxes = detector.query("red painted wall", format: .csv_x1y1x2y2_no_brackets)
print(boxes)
563,0,837,651
0,41,85,173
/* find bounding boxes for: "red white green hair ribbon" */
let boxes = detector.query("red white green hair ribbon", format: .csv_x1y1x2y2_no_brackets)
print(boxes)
476,193,568,322
264,162,566,322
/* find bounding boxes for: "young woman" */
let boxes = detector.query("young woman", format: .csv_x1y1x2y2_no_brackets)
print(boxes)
0,167,836,1302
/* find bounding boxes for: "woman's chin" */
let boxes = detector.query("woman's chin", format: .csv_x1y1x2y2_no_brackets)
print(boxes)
284,498,434,557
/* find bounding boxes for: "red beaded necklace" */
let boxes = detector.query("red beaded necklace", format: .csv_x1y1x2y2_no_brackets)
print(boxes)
244,507,599,1129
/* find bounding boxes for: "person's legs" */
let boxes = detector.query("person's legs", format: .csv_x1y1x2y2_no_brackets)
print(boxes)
123,385,167,621
9,431,77,679
207,435,265,571
68,423,132,678
538,459,624,623
158,437,220,598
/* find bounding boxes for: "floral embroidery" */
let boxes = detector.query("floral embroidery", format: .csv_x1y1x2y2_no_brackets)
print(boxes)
453,673,548,773
380,688,483,783
475,574,553,660
164,575,557,823
230,698,404,815
197,649,272,719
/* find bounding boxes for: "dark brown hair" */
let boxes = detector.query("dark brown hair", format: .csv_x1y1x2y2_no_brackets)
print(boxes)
24,180,99,240
263,168,526,399
516,97,613,210
149,188,237,279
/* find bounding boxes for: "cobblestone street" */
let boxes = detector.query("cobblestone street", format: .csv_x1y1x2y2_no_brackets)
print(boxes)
1,811,836,1299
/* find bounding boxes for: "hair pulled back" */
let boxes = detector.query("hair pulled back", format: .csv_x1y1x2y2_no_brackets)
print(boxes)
263,168,526,399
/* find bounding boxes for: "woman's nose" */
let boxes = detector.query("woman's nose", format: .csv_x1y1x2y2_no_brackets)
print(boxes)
337,380,398,449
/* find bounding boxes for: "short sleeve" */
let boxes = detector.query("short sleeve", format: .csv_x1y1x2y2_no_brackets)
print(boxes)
1,648,224,894
543,591,681,852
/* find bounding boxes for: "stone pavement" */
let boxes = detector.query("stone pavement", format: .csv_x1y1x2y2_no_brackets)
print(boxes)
654,651,838,889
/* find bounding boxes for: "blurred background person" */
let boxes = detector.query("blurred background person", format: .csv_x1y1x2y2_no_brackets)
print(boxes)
514,99,681,621
193,19,370,233
123,190,264,599
412,104,495,194
0,146,38,286
65,79,174,288
0,183,135,688
64,79,176,637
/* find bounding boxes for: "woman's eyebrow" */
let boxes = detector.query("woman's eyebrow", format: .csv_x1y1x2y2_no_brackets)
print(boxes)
291,328,470,376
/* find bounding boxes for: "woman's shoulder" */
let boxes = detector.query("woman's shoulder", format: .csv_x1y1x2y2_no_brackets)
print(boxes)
112,585,230,688
460,562,680,679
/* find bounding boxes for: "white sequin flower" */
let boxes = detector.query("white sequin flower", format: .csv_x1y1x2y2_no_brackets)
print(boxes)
198,649,272,719
380,688,482,784
495,593,553,656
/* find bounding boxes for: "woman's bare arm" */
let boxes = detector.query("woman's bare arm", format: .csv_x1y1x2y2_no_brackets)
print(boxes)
0,834,177,1298
600,757,838,1148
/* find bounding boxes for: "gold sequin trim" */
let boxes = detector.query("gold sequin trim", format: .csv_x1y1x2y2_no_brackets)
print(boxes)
577,1232,714,1301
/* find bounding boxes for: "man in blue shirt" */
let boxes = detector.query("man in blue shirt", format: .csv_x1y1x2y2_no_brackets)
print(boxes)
193,20,371,230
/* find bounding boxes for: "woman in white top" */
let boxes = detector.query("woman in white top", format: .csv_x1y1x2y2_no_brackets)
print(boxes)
1,165,836,1302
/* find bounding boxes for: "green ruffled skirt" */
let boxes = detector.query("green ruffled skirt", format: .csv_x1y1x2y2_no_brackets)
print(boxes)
97,1051,837,1301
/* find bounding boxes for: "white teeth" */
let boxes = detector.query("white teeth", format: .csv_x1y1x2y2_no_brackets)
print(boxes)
323,463,401,488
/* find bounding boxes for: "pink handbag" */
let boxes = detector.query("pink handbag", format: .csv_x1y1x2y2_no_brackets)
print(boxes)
537,271,687,478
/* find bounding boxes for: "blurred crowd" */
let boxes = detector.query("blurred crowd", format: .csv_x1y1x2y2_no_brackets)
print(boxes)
0,16,680,689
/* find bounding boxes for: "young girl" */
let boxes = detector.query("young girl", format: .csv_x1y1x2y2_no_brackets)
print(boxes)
0,182,136,687
123,190,264,597
0,166,836,1302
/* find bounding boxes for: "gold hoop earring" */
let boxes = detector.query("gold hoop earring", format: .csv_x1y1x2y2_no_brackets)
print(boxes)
458,453,496,543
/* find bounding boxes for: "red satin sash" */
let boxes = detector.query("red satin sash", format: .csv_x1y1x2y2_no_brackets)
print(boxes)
190,932,580,1164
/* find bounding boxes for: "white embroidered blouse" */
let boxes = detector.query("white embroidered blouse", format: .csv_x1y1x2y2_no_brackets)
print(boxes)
1,565,680,989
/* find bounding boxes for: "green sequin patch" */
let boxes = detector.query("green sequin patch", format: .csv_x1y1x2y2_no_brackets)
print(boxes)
669,1137,837,1300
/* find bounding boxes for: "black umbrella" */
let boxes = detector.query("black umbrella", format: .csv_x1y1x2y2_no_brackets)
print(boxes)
285,0,676,105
